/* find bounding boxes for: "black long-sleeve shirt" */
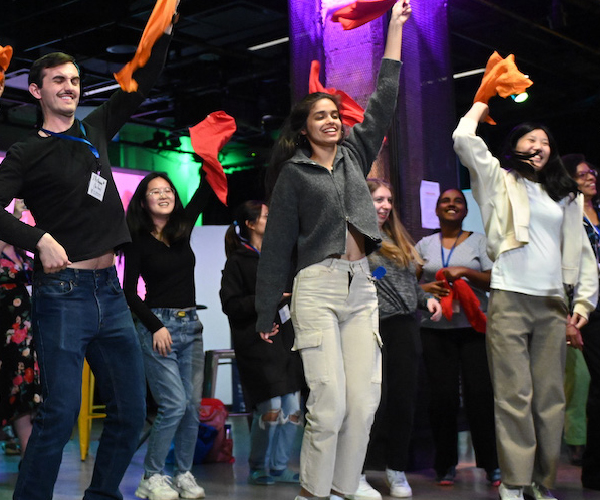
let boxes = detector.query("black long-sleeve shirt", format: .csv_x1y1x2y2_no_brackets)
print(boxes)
123,180,211,333
0,35,172,270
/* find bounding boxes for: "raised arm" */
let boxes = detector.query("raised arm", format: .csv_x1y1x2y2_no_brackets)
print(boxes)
383,0,412,61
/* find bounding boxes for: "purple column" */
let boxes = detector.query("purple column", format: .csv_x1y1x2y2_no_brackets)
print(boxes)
393,0,457,239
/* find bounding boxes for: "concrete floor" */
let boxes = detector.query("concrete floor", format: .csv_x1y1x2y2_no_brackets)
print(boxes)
1,417,599,500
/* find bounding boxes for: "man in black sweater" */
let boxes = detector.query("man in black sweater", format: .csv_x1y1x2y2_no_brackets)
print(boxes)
0,20,174,500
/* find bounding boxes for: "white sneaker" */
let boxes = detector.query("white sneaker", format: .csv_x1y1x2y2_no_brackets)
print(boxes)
174,471,206,499
135,474,179,500
385,469,412,498
523,482,557,500
499,483,524,500
344,474,382,500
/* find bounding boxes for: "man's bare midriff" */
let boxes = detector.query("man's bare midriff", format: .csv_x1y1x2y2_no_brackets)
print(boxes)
340,224,366,261
68,251,115,269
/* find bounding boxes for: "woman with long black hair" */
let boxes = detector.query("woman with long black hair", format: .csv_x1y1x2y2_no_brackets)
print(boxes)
124,172,210,500
453,101,598,500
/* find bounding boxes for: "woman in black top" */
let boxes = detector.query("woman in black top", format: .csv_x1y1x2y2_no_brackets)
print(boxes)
124,172,210,500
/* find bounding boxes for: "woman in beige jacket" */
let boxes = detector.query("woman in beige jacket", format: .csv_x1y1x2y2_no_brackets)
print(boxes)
452,101,598,500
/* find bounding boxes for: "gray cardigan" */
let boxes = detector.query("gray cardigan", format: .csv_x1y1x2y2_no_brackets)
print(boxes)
255,58,402,333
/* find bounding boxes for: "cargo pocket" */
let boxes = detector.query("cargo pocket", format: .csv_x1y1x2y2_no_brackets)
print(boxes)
371,330,383,384
292,330,329,384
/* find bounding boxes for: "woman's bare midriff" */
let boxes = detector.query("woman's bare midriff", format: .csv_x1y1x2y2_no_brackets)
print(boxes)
68,251,115,269
341,224,366,261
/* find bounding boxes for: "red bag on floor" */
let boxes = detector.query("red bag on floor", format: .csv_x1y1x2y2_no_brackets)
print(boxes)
199,398,235,463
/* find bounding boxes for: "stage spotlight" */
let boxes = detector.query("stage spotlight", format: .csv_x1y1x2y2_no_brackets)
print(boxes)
511,92,529,103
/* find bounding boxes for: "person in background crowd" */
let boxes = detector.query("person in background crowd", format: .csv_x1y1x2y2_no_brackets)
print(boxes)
562,153,600,490
0,200,40,459
348,178,441,500
220,200,304,487
416,188,500,488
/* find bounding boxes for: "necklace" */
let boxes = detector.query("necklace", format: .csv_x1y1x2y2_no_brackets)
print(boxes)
440,230,463,268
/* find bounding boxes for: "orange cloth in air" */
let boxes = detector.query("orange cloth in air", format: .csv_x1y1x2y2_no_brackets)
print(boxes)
435,269,487,334
473,51,533,125
332,0,396,30
0,45,13,83
309,60,364,128
114,0,177,92
189,111,236,207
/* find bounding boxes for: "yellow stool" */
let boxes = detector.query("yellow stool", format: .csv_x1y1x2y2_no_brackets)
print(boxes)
78,359,106,461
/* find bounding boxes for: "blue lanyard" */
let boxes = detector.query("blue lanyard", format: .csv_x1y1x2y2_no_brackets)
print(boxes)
440,230,462,268
242,242,260,255
41,121,102,172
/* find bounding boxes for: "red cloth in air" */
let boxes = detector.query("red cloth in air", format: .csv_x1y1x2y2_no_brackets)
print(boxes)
473,51,533,125
189,111,236,207
0,45,13,83
114,0,178,92
308,60,364,128
332,0,396,30
435,269,486,334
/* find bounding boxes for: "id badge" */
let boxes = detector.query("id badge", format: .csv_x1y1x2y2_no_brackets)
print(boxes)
88,172,107,201
279,304,291,324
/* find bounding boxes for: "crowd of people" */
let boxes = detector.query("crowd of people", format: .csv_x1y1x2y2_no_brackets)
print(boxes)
0,1,599,500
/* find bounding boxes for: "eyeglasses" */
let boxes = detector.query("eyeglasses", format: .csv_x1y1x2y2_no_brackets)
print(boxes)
575,169,598,179
146,187,174,197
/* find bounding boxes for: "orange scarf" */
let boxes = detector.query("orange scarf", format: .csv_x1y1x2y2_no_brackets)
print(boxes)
473,51,533,125
189,111,236,207
0,45,13,84
114,0,177,92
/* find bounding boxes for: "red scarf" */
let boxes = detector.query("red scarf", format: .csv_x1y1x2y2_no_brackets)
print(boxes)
435,269,486,333
331,0,396,30
308,60,364,128
189,111,236,206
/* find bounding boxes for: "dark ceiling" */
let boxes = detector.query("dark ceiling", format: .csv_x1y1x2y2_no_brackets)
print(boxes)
2,0,600,163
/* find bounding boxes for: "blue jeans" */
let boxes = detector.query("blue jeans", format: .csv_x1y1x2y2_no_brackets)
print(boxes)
137,308,204,475
14,267,146,500
249,391,301,472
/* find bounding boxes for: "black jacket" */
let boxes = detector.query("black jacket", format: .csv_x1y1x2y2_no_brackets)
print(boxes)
220,245,304,407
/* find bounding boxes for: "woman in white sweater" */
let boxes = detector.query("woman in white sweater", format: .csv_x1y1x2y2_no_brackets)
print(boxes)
452,101,598,500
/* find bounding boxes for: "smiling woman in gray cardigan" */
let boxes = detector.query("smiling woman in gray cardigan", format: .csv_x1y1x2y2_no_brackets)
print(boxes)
254,3,412,500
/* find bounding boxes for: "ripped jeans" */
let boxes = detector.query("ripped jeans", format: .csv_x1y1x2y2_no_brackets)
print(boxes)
248,391,301,472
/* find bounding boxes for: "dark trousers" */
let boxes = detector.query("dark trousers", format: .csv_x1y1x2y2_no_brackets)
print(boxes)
581,310,600,489
421,326,498,475
367,314,421,471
